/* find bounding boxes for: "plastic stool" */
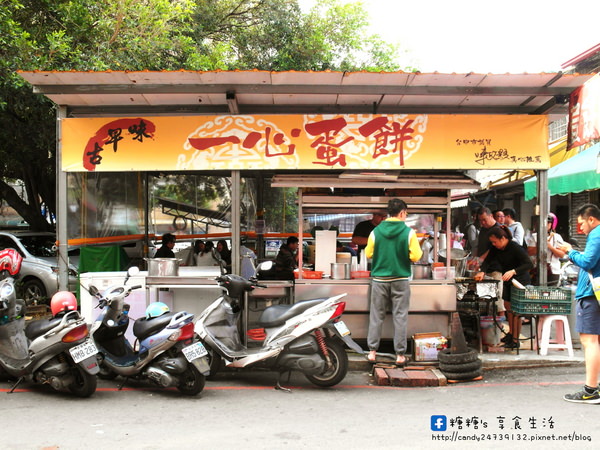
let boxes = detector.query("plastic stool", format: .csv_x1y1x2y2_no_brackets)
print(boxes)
537,315,574,357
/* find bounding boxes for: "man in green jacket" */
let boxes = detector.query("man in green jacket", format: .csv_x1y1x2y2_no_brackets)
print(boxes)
365,198,423,366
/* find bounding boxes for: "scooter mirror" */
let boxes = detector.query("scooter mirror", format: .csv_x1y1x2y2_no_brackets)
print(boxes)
88,285,99,296
128,266,141,277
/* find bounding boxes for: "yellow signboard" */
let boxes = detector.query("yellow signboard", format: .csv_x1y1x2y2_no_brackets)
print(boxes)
60,114,549,172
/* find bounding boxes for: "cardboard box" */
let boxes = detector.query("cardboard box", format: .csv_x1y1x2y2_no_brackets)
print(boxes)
413,332,448,361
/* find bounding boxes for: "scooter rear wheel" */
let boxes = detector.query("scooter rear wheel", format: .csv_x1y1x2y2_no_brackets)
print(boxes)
304,338,348,387
177,364,205,396
68,363,97,398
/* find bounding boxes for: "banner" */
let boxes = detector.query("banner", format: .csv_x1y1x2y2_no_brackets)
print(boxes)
568,74,600,149
61,114,549,172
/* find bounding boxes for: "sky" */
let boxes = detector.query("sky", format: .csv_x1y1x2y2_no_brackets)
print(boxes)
300,0,600,73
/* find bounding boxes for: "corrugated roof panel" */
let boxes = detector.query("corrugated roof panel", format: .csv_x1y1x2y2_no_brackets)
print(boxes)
407,73,487,86
478,73,557,87
271,71,342,85
341,71,411,85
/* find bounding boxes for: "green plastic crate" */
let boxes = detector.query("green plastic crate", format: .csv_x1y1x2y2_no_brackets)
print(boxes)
511,286,573,315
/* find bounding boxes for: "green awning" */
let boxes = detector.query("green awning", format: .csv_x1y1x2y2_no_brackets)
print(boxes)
524,143,600,201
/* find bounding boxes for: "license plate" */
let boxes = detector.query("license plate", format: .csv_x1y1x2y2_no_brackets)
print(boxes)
69,340,98,364
334,320,351,337
182,342,208,362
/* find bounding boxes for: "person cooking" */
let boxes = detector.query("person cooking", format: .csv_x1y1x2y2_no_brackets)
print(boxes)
474,226,532,349
352,211,386,263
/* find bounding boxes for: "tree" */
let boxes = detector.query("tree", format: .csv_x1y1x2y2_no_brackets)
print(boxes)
0,0,410,231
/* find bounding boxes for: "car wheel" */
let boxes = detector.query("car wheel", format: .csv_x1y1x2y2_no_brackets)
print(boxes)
22,279,47,304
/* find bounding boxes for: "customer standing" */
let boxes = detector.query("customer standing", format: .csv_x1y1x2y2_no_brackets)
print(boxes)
365,199,422,365
559,204,600,404
154,233,176,258
502,208,525,246
546,213,566,285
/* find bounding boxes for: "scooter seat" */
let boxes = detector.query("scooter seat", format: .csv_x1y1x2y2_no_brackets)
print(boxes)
133,312,177,341
25,317,63,341
258,298,327,328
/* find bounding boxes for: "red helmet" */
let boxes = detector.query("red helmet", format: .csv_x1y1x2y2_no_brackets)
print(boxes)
51,291,78,316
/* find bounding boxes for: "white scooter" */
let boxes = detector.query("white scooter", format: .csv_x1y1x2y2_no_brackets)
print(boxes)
194,271,364,391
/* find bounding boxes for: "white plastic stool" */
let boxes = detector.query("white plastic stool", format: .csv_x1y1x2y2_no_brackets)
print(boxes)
537,315,574,357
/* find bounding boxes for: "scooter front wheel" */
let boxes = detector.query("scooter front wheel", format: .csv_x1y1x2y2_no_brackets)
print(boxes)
177,364,205,396
68,363,97,398
304,338,348,387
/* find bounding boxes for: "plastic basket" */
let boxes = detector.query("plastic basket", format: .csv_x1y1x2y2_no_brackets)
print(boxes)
511,286,573,315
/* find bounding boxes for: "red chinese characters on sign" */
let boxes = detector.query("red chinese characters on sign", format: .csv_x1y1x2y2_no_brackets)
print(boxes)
358,117,414,166
305,117,353,167
83,118,155,171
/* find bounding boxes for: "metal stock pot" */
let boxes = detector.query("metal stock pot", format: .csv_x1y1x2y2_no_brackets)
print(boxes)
145,258,181,277
411,264,431,279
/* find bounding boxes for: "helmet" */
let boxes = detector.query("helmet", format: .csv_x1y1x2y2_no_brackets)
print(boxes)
547,212,558,230
146,302,170,319
50,291,78,316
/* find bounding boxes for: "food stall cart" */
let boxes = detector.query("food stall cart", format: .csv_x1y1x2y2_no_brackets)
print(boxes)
17,69,592,344
271,173,479,339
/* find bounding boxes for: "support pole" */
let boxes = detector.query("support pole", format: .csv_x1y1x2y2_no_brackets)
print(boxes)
56,107,69,291
536,170,549,285
231,170,241,275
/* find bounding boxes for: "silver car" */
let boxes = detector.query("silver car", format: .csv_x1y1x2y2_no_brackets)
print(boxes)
0,231,78,303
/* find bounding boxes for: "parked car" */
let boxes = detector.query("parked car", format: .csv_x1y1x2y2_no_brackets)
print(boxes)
0,231,78,303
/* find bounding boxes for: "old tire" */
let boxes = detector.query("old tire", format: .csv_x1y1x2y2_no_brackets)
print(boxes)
437,348,479,365
68,363,97,398
440,368,483,381
439,359,482,373
177,365,205,396
305,338,348,388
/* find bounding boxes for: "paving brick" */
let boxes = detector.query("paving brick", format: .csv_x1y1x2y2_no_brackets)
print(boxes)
373,367,390,386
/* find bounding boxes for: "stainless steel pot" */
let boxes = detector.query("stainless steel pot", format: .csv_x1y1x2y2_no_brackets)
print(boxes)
331,263,350,280
411,264,431,279
145,258,181,277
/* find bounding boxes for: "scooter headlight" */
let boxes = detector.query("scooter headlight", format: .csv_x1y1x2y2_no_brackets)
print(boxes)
0,283,14,298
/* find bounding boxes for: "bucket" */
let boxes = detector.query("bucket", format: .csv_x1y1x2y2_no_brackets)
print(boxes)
330,263,350,279
479,316,507,347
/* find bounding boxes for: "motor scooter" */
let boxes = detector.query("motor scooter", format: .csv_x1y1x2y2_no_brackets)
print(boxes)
88,267,210,395
0,249,99,397
194,270,364,391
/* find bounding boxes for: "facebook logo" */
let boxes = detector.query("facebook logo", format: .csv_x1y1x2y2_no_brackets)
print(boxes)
430,415,447,431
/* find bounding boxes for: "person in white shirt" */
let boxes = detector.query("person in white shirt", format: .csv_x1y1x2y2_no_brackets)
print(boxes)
503,208,525,246
547,213,566,284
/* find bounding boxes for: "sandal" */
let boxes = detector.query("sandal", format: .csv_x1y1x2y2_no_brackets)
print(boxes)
367,350,377,363
395,355,408,366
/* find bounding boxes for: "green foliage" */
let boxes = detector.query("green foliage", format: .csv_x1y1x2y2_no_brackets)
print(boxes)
0,0,411,231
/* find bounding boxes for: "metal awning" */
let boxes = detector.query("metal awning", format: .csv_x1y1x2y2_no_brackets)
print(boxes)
18,70,595,118
524,143,600,200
